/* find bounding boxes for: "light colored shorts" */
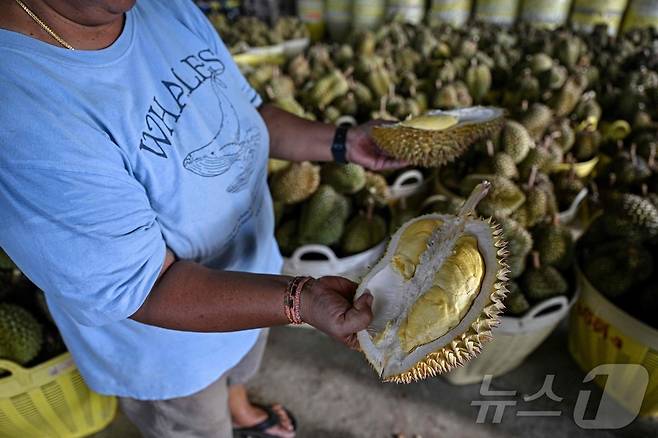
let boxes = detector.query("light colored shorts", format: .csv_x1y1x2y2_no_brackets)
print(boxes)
119,328,269,438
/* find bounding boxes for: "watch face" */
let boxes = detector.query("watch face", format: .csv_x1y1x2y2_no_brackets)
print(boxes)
332,125,349,164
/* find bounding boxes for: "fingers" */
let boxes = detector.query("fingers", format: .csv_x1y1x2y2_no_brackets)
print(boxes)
340,292,374,334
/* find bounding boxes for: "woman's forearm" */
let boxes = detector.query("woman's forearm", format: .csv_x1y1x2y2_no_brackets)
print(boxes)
259,103,334,162
131,259,291,332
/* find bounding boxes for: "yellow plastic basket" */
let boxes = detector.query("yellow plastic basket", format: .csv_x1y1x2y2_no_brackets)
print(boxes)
568,270,658,417
0,353,117,437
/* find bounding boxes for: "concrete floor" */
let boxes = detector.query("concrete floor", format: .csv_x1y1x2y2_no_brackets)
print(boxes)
94,323,657,438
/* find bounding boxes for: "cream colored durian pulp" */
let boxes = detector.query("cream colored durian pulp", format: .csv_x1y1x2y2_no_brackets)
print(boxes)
384,218,484,353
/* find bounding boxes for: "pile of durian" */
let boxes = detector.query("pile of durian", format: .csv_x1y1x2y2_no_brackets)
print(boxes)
0,251,66,370
210,14,309,53
240,20,658,319
270,160,391,257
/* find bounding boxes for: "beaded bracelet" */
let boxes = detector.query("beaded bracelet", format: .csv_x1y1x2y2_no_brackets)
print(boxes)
284,276,312,325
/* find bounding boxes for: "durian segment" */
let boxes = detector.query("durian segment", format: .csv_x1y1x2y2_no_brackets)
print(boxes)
356,182,509,383
372,107,505,167
399,114,459,131
397,234,485,354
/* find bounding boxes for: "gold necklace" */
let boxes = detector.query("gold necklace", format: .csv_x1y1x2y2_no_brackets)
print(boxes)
14,0,75,50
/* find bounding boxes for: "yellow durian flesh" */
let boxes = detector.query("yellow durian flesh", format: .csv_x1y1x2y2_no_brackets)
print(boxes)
395,232,484,354
400,114,459,131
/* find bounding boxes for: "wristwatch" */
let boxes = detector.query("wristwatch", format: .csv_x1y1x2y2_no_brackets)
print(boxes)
331,123,350,164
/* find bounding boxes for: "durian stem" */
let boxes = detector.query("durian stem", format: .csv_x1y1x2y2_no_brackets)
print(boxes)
532,251,541,270
458,181,491,218
528,165,538,188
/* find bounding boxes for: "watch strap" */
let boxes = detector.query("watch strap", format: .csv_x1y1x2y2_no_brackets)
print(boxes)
331,123,350,164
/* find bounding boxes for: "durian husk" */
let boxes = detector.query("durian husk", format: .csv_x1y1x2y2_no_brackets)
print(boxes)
372,107,505,167
356,184,509,383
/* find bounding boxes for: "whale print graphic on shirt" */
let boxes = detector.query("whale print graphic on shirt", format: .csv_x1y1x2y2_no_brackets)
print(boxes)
182,68,259,193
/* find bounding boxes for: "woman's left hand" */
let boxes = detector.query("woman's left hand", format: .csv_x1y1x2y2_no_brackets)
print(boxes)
346,120,409,171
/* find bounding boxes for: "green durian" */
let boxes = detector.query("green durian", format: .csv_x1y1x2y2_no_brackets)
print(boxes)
298,185,351,246
321,163,367,195
522,264,569,302
0,303,43,365
504,282,530,315
533,222,574,270
270,162,320,204
502,121,534,164
340,214,387,255
583,240,653,298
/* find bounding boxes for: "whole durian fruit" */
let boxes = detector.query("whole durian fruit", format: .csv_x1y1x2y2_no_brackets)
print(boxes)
270,162,320,204
502,120,534,164
522,257,569,302
503,282,530,316
603,193,658,240
492,152,519,180
582,240,654,299
298,185,350,246
0,303,43,365
533,221,574,270
459,175,525,218
520,103,553,139
321,163,367,195
340,214,387,255
465,63,492,104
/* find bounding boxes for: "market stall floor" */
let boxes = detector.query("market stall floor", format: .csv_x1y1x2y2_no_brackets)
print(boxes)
94,322,657,437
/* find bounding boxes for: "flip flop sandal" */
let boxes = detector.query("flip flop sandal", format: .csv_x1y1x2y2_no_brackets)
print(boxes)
233,403,297,438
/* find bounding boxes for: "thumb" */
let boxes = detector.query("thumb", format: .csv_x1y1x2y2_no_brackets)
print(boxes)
341,293,374,334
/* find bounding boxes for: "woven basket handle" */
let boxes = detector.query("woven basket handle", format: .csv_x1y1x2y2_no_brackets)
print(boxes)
0,359,30,382
291,245,339,267
522,295,570,323
392,169,423,192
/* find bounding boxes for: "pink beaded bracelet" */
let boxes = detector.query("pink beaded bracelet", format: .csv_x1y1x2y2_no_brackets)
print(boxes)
284,276,312,325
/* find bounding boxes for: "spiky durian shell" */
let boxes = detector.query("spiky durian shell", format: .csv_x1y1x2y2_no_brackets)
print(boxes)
502,120,534,164
340,214,387,255
372,107,505,167
270,162,320,204
356,212,509,384
321,163,367,195
520,103,553,139
0,303,43,365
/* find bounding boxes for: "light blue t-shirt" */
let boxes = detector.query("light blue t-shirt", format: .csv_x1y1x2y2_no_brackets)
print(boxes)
0,0,283,399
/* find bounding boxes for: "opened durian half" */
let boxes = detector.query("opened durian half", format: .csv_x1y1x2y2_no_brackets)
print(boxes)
356,182,509,383
372,107,505,167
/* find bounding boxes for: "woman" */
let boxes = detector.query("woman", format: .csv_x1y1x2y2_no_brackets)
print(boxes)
0,0,404,437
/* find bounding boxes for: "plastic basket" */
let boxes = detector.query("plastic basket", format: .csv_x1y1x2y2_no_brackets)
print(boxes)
444,293,577,385
0,353,116,437
430,0,474,27
571,0,629,36
282,241,386,281
622,0,658,32
474,0,520,26
568,269,658,417
519,0,572,28
388,169,427,202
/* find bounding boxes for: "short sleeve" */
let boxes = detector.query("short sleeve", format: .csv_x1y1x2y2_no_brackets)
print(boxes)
0,128,166,327
170,0,263,107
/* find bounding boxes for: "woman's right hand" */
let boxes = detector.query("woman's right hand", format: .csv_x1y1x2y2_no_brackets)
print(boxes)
300,276,374,349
